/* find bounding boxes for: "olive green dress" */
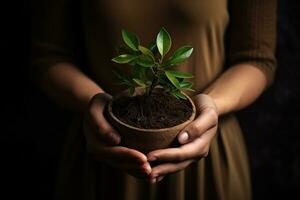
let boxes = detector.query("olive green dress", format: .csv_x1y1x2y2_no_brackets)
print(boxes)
31,0,277,199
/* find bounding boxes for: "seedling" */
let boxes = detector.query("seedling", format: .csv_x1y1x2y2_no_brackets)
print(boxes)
112,27,194,100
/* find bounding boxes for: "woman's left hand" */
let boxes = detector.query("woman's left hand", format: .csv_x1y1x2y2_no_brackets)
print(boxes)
147,94,219,183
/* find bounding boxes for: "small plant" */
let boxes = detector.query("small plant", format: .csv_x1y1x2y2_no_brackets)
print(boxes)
112,27,194,100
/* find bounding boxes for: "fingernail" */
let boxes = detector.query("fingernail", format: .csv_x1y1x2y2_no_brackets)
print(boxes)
151,173,158,179
178,132,189,144
156,176,164,182
147,155,157,162
143,163,152,174
150,178,157,184
110,132,121,144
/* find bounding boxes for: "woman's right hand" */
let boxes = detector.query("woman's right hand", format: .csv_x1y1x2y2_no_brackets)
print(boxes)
83,93,152,179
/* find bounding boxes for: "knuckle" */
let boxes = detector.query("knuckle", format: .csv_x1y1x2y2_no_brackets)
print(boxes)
176,150,187,162
176,153,184,161
96,127,115,143
189,124,200,134
98,126,108,135
97,124,112,136
189,123,203,137
206,108,218,123
196,123,205,133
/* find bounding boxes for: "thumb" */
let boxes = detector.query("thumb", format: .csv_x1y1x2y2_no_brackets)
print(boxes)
97,114,121,145
85,93,121,145
84,111,121,145
177,107,218,144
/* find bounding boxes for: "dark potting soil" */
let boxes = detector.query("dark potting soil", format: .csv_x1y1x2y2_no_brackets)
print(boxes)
112,90,193,129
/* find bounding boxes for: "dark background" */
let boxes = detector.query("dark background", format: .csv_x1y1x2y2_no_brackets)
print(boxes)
2,0,300,199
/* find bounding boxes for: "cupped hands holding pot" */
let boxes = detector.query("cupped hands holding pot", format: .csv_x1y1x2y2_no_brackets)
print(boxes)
83,92,152,179
83,92,218,183
147,94,219,183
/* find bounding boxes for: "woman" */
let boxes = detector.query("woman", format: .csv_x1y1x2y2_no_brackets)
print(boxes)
31,0,277,199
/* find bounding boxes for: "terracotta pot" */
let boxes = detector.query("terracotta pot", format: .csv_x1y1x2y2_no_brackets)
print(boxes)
105,87,196,153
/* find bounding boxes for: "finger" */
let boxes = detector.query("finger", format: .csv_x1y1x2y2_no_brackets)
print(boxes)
94,145,148,164
178,107,218,144
150,160,193,178
149,175,165,184
87,96,120,145
96,114,121,145
148,147,186,162
156,176,165,182
148,128,216,162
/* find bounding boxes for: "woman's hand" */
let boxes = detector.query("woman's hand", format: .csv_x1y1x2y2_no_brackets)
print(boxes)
83,93,152,179
147,94,218,183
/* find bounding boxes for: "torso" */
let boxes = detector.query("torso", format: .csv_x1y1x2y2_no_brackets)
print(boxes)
81,0,229,95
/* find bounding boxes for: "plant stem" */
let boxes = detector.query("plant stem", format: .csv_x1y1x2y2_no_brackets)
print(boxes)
148,64,161,97
149,76,158,96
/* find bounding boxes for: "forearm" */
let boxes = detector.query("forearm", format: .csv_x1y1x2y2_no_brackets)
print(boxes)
203,64,268,116
37,63,104,112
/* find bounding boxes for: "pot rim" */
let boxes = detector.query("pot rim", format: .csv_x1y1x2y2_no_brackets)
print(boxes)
107,87,196,132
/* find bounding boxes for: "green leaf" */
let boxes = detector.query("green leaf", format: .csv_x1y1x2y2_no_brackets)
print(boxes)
173,91,187,100
166,70,194,78
182,88,195,92
122,29,139,51
179,81,195,91
165,71,180,88
179,81,193,88
112,54,138,64
156,27,172,57
164,46,193,66
136,55,155,68
133,78,147,87
138,45,155,61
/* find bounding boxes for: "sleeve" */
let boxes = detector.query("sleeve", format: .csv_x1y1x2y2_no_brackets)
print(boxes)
226,0,277,88
30,0,76,83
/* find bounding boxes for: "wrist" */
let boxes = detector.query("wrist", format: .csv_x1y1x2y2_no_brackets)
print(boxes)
192,93,219,116
199,92,233,116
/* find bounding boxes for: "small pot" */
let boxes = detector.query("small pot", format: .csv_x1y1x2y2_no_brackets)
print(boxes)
105,87,196,153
